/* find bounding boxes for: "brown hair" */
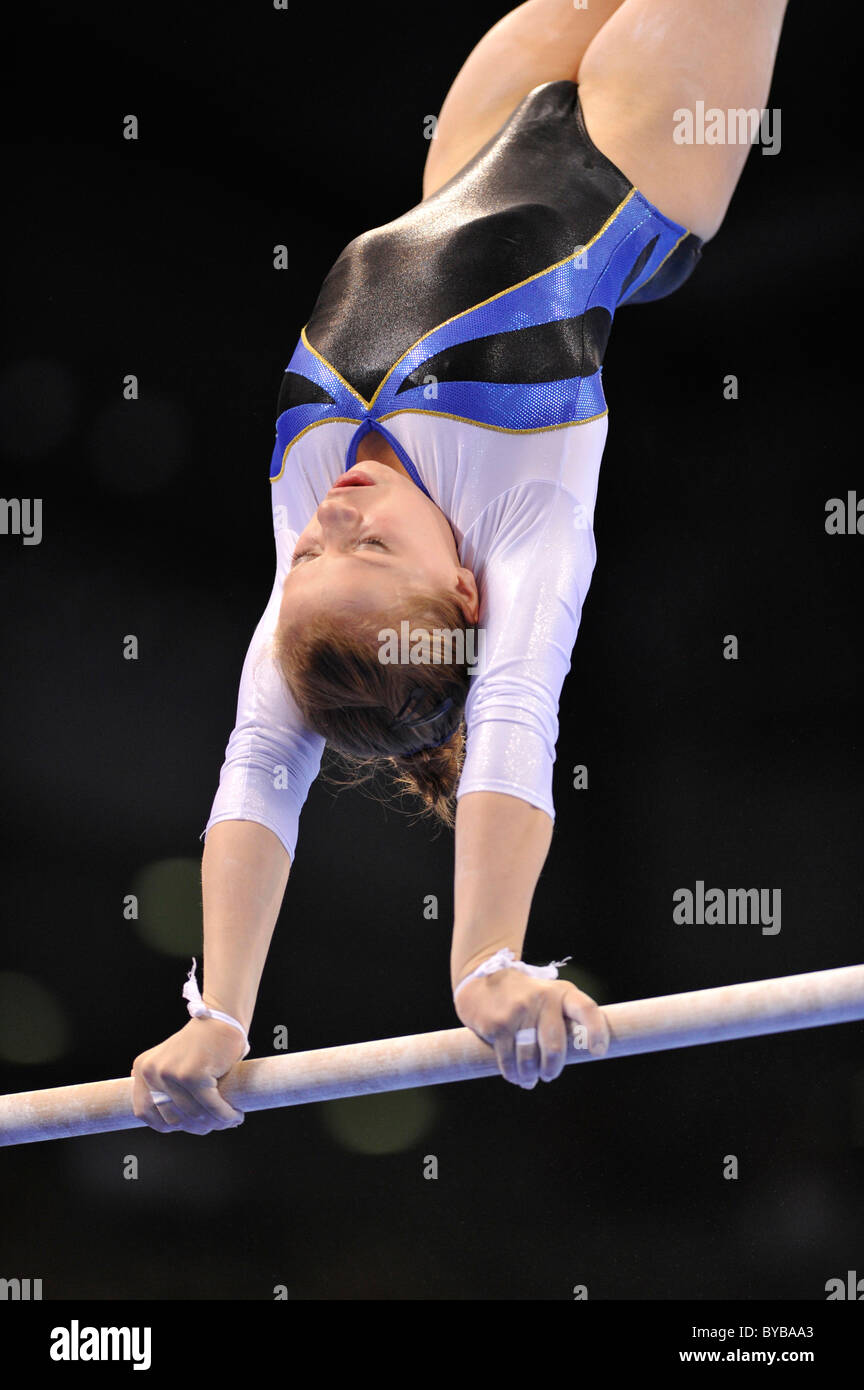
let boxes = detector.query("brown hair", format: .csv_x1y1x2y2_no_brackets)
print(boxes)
273,590,477,827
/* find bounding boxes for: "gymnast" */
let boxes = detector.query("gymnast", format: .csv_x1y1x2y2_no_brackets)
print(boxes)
132,0,789,1134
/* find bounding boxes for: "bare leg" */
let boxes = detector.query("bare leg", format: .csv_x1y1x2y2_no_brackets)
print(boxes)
423,0,628,199
577,0,790,240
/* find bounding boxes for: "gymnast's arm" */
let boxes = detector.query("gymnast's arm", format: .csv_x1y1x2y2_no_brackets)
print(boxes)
131,558,325,1135
449,484,610,1086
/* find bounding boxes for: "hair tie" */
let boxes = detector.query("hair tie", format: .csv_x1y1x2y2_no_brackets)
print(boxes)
389,684,461,756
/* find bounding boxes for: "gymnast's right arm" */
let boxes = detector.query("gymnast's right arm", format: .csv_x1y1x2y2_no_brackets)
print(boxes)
131,555,325,1135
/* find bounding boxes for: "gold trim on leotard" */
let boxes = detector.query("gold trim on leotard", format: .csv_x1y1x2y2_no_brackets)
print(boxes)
270,417,365,484
269,408,609,483
269,185,658,484
295,188,638,416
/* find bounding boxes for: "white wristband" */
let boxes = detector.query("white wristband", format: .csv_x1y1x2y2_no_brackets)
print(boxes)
148,959,250,1108
453,947,571,1002
182,957,250,1057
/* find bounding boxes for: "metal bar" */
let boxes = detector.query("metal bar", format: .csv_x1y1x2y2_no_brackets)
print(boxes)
1,964,862,1146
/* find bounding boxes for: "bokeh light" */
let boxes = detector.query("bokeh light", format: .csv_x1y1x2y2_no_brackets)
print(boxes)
318,1088,437,1155
557,964,606,1002
88,393,187,494
852,1067,864,1147
130,857,202,956
0,972,70,1063
0,358,79,459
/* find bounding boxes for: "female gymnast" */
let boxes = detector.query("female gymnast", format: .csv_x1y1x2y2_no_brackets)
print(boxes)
132,0,789,1134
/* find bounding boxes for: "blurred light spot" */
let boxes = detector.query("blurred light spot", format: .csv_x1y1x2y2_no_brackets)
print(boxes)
852,1068,864,1147
0,358,79,459
131,858,201,956
88,394,186,494
319,1088,437,1155
772,1172,837,1246
557,965,605,1002
0,972,69,1063
66,1133,233,1210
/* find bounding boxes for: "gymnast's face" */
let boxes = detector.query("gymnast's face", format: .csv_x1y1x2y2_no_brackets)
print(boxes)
279,461,479,631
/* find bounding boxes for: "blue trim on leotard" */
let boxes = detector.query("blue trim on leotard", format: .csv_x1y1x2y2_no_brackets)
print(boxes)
345,418,433,498
270,187,690,482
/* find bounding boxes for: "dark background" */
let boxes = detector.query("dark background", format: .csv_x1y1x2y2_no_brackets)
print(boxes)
1,0,861,1301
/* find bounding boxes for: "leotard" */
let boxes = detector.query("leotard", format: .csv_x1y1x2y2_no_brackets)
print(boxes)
205,81,702,860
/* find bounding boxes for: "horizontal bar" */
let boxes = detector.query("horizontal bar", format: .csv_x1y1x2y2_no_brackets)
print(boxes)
1,964,862,1147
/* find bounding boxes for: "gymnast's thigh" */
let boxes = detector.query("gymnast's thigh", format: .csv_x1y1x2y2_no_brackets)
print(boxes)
575,0,788,241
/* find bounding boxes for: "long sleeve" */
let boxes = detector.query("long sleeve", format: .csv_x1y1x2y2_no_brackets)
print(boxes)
456,480,597,820
204,527,325,863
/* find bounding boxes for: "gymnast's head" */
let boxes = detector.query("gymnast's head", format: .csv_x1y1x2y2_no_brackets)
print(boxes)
274,460,480,825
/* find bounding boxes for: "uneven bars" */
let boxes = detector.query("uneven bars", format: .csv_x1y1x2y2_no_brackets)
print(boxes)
1,964,862,1147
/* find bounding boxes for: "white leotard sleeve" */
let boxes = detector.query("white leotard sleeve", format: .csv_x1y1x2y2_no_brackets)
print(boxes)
203,524,325,864
456,480,597,822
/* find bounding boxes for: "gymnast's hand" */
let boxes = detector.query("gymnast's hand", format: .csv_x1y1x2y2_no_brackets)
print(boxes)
131,1018,247,1135
454,971,609,1090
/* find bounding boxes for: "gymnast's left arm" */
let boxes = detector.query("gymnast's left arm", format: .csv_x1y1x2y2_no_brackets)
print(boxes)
450,483,610,1087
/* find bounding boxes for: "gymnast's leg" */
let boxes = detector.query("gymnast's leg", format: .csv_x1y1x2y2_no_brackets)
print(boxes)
422,0,629,199
576,0,790,241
